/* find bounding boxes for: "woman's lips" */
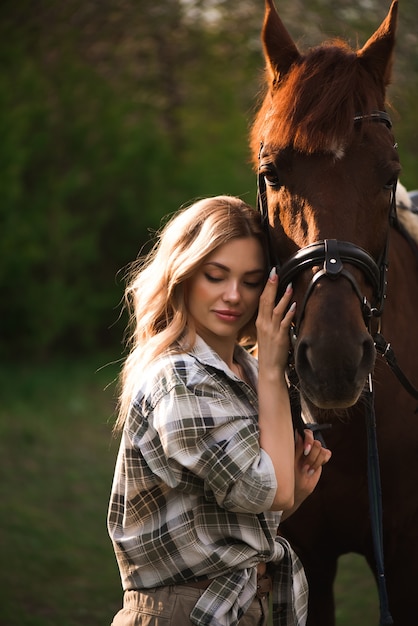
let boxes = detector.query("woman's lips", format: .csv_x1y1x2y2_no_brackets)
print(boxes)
213,310,242,322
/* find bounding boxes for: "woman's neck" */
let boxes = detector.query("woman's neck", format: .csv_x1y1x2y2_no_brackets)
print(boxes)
196,329,237,369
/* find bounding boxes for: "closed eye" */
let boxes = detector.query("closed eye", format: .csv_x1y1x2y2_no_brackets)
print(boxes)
204,273,223,283
204,273,263,289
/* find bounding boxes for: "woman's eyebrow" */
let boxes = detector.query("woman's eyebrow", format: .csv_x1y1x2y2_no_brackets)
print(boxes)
203,262,265,275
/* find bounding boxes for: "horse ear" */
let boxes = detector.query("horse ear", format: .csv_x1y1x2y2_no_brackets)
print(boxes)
357,0,398,87
261,0,301,85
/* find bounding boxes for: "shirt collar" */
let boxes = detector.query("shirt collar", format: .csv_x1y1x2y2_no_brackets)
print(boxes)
187,335,258,381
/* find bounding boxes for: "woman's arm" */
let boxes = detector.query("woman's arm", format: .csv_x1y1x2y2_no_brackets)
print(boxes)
256,269,332,512
256,270,297,511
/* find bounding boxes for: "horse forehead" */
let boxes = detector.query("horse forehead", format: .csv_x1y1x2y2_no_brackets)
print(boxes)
267,156,390,246
264,121,396,180
263,114,347,160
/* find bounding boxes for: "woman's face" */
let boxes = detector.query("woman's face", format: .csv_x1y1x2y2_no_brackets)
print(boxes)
186,237,265,352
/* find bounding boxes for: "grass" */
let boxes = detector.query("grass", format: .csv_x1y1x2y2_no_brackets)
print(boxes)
0,357,379,625
334,553,379,624
0,356,122,626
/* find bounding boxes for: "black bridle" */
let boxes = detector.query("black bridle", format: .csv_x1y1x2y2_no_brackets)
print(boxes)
256,110,400,626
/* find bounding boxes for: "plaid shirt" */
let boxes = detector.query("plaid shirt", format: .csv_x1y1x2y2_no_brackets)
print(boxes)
108,336,308,626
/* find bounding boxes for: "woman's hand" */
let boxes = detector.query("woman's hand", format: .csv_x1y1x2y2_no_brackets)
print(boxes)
256,268,298,510
256,267,295,375
281,429,332,520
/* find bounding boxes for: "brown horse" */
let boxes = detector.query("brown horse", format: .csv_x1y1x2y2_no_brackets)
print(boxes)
250,1,418,624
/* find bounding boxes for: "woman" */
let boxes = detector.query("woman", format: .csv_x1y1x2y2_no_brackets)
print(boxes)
108,195,331,626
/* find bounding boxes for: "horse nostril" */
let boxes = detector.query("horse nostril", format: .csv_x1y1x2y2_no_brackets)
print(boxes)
362,335,376,372
294,332,376,408
296,338,311,372
296,332,375,381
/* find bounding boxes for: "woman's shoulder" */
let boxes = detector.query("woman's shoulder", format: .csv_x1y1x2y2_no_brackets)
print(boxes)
143,349,196,384
131,337,257,408
127,348,222,421
134,347,210,397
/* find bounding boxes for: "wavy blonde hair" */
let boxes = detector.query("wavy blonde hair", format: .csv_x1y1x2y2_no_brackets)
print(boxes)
115,195,267,430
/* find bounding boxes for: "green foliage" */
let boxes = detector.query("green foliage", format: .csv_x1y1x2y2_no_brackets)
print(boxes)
0,33,175,358
0,1,260,360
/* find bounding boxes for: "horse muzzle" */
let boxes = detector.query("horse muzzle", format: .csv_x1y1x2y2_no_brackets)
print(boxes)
280,239,381,407
294,323,376,408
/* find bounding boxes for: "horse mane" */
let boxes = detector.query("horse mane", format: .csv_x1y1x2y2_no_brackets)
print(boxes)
396,184,418,247
252,40,388,157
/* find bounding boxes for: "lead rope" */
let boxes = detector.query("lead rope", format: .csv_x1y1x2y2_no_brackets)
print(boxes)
365,373,394,625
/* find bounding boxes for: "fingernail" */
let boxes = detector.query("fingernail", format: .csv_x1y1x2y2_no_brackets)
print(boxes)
307,468,315,477
269,267,277,281
285,282,292,293
304,444,312,456
289,302,297,311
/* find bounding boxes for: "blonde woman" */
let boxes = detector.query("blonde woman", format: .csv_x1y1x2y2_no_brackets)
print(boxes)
108,196,331,626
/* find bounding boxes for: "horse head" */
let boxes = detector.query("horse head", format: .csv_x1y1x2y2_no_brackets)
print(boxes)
251,0,401,410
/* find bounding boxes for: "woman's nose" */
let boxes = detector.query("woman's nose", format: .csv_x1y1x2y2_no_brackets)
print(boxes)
223,281,240,302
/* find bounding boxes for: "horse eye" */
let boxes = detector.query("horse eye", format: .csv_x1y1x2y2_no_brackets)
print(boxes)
260,165,282,188
383,176,398,191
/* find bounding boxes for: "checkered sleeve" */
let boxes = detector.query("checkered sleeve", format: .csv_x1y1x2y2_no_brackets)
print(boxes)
134,357,277,514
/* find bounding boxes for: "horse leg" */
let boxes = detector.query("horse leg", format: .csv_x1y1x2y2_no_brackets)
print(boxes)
281,416,370,625
366,518,418,625
385,540,418,625
303,557,337,626
280,502,339,626
372,366,418,625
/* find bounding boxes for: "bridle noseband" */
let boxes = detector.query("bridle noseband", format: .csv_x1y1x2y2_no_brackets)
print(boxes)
257,110,397,339
278,238,385,339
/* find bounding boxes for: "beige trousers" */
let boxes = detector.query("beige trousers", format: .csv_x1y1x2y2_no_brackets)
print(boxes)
111,586,269,626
